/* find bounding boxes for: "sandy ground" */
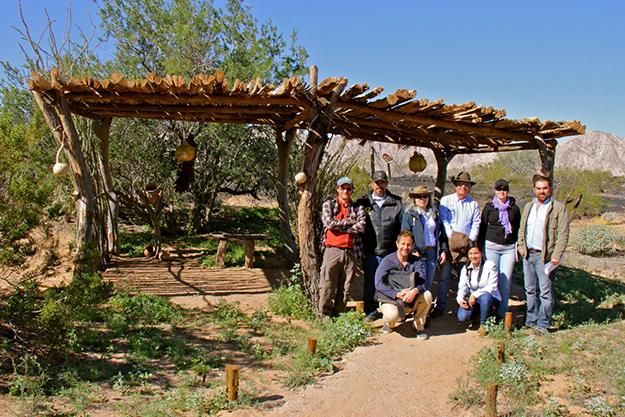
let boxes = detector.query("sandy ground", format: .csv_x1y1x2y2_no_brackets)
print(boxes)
218,308,488,417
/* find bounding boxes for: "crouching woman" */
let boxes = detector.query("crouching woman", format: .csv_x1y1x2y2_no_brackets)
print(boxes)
375,231,432,340
456,242,501,335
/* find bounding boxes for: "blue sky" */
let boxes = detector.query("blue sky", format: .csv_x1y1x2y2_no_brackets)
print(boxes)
3,0,624,136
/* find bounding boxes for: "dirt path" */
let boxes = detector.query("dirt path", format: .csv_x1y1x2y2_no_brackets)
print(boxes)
224,312,487,417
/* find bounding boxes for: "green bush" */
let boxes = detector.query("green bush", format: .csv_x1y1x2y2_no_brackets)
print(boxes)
107,293,182,328
267,283,314,320
572,224,625,257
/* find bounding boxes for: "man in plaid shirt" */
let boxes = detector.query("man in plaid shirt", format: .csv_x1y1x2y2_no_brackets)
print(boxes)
319,176,366,318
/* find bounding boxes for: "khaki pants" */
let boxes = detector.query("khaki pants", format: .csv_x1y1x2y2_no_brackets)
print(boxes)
318,247,357,316
380,291,433,331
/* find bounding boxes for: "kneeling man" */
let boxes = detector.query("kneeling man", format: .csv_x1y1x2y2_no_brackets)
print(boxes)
375,231,432,339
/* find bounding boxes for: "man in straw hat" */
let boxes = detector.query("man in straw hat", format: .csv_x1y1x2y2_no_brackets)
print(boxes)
431,172,481,318
319,176,366,318
357,170,404,322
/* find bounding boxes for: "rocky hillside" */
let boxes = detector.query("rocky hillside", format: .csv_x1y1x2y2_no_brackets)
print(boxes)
557,131,625,176
328,130,624,177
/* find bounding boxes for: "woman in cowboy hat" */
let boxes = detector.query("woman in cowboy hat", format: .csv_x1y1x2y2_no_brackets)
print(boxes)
401,185,449,293
477,179,521,319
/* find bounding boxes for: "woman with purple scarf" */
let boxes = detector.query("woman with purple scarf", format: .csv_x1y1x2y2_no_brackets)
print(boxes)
478,179,521,319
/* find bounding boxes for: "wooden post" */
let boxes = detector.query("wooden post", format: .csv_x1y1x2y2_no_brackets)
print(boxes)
355,301,364,313
307,337,317,355
93,117,119,258
497,343,505,366
226,365,239,401
484,384,498,417
244,239,255,268
534,135,556,185
504,312,513,333
433,149,455,207
274,128,298,265
484,343,506,417
216,238,228,268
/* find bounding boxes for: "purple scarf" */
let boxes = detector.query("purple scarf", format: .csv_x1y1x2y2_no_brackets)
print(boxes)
492,196,512,238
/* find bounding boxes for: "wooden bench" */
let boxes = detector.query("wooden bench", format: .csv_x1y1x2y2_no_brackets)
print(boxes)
208,233,266,268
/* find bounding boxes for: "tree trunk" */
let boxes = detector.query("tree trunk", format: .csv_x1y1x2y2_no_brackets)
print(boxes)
93,117,119,258
433,149,455,207
535,135,556,185
297,65,347,310
32,90,98,272
275,128,298,265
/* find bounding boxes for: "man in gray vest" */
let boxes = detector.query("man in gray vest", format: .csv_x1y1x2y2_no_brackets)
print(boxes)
357,170,404,321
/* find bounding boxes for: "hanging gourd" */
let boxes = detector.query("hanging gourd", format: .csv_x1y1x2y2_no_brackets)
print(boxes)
408,151,427,173
52,142,69,176
294,172,307,184
175,142,196,162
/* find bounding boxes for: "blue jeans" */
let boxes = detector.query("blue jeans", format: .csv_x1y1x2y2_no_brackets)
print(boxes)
485,241,517,318
363,253,383,315
457,293,499,325
422,247,437,291
436,260,462,312
523,252,555,329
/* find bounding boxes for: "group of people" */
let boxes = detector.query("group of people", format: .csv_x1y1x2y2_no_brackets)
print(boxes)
318,169,570,338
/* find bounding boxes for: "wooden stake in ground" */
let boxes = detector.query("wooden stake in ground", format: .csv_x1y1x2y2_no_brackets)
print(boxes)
226,365,239,401
355,301,364,313
504,312,513,333
484,343,506,417
307,337,318,355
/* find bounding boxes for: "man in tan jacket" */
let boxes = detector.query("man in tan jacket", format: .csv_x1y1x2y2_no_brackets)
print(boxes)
518,174,570,334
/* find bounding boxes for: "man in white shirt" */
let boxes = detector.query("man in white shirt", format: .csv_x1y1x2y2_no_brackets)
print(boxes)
431,172,481,318
517,174,570,334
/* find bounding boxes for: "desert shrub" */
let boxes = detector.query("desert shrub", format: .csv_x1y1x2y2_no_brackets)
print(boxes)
572,224,625,256
107,293,182,329
601,212,619,224
267,283,314,320
286,311,373,387
317,311,372,357
268,263,314,320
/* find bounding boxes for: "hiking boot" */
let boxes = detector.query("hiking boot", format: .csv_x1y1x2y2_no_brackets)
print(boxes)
364,311,379,322
415,331,429,340
477,325,487,337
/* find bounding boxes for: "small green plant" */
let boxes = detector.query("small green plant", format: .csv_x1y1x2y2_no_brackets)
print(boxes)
267,265,313,320
572,224,625,257
107,292,182,328
9,354,49,415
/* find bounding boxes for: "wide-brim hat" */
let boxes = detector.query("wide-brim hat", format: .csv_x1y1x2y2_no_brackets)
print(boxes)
408,185,433,198
450,171,476,185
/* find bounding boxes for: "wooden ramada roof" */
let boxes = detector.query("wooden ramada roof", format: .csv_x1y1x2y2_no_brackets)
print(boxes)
28,69,585,154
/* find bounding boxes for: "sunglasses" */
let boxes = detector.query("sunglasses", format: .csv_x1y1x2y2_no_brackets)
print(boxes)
495,187,509,192
414,194,429,199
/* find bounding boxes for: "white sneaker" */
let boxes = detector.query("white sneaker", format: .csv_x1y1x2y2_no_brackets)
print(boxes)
381,321,392,334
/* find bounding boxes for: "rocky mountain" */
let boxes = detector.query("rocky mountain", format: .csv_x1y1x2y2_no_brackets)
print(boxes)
556,131,625,176
327,130,624,178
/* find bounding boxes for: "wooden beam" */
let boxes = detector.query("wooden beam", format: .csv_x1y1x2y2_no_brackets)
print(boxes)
61,91,308,107
338,102,536,142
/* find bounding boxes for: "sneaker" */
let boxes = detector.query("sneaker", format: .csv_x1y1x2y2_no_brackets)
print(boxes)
477,325,487,337
364,311,379,322
429,308,444,319
381,321,392,334
415,331,429,340
520,324,535,331
534,327,549,336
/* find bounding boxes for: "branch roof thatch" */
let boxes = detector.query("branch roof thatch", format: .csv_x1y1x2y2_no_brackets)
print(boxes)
28,69,585,154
